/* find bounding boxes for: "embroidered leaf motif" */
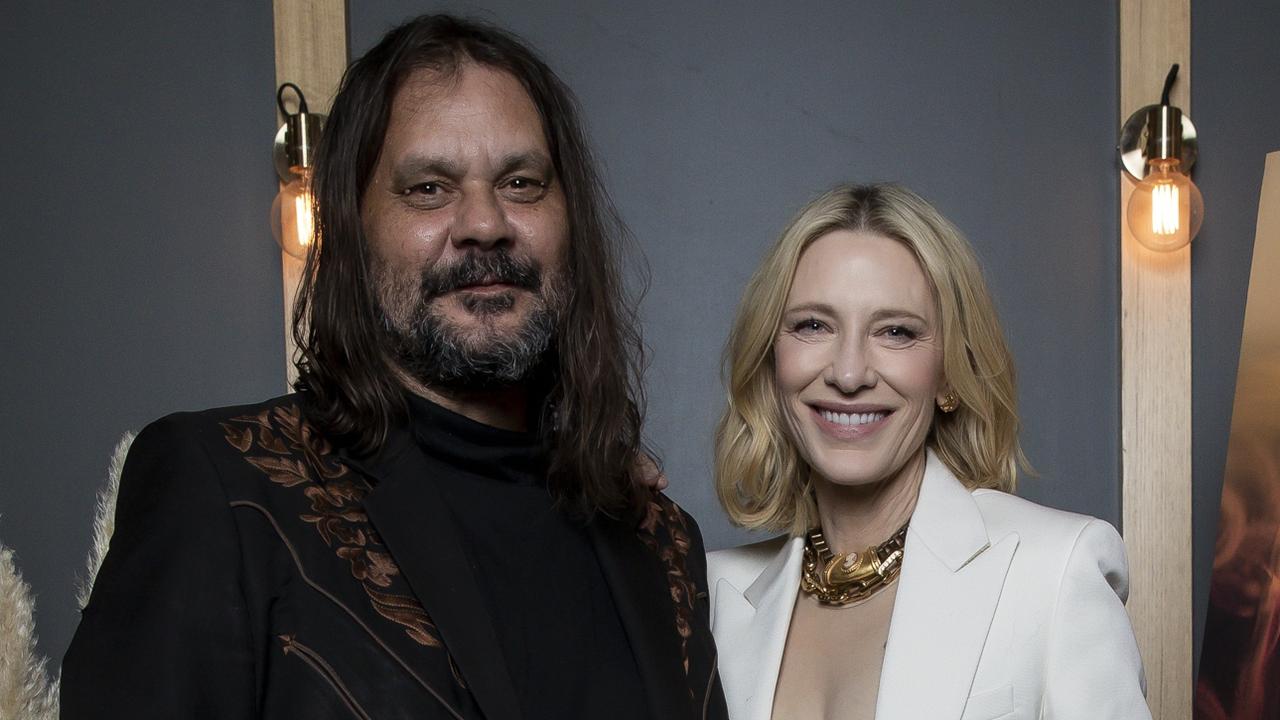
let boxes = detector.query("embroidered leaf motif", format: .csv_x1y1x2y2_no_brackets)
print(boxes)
222,423,253,453
246,456,311,487
223,403,446,652
257,425,290,454
366,585,441,647
637,494,699,681
338,547,398,588
274,405,306,446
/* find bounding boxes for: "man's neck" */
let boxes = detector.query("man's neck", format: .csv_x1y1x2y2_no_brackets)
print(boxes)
396,369,530,432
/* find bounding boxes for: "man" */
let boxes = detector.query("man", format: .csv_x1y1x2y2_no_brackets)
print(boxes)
63,15,727,720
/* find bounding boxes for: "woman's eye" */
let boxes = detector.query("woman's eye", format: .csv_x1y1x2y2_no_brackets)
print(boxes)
882,325,919,341
792,318,825,333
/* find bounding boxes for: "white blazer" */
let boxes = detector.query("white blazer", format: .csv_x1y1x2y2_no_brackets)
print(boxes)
707,451,1151,720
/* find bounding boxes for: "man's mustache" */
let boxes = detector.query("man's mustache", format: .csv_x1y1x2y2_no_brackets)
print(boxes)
419,251,542,298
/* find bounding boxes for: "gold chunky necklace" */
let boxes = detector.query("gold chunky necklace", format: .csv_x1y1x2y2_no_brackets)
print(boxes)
800,521,909,606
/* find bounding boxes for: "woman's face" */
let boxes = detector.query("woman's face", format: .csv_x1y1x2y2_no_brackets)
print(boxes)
774,229,946,488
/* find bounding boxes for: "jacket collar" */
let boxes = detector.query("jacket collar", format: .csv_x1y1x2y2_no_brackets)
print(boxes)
344,427,715,720
730,448,991,609
590,511,716,720
713,450,1019,720
346,424,523,720
874,451,1019,719
904,448,992,571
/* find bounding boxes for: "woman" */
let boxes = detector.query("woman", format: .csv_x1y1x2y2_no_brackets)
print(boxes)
708,184,1150,719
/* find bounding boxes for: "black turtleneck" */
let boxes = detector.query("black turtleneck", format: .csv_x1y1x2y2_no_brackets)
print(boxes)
406,394,649,719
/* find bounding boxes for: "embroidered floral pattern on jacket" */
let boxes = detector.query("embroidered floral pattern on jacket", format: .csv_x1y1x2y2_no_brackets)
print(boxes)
221,405,444,649
637,493,698,676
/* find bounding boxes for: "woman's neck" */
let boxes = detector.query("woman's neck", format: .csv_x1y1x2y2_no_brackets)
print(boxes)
811,449,926,555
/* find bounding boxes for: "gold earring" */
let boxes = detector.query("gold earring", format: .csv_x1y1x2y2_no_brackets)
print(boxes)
938,392,959,413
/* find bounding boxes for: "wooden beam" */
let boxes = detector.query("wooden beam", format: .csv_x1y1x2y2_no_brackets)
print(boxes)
272,0,348,387
1119,1,1193,717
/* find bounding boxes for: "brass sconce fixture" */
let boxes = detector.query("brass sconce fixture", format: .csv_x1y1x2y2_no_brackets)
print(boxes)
1119,64,1203,252
272,83,324,259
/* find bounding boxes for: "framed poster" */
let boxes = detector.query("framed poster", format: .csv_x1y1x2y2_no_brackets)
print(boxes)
1197,151,1280,719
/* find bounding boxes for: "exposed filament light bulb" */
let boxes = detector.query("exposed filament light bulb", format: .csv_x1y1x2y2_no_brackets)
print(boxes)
1127,157,1203,252
271,172,316,260
271,82,324,260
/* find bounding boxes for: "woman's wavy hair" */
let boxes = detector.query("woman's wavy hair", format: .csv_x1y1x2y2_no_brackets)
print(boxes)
294,14,648,518
715,183,1027,535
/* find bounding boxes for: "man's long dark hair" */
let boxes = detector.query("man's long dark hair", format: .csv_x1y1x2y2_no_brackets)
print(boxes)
293,14,649,519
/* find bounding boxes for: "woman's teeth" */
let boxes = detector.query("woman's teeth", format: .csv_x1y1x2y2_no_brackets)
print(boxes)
819,410,887,426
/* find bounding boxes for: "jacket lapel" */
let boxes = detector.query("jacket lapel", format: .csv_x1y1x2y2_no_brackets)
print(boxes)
589,513,699,720
874,451,1019,720
712,536,805,720
349,430,523,720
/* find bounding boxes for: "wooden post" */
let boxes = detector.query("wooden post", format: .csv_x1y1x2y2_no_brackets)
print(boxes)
272,0,347,387
1119,1,1193,716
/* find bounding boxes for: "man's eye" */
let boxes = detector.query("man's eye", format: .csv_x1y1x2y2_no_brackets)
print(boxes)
501,176,548,201
405,182,440,196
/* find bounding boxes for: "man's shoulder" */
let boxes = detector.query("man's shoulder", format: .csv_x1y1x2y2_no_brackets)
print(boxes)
143,393,305,433
634,491,706,554
129,392,341,491
135,393,309,450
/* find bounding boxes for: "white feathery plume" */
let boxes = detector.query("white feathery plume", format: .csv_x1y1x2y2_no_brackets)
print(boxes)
77,431,135,609
0,541,58,720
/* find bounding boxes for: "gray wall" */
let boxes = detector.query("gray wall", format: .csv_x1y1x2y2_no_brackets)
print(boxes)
0,3,279,663
1190,0,1280,675
6,0,1263,680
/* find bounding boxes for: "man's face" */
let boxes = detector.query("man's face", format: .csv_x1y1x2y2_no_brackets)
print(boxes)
362,62,570,389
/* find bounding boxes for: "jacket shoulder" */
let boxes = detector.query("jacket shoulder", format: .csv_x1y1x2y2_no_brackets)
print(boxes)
971,489,1128,592
136,393,304,447
149,393,305,430
135,393,320,481
707,535,790,591
971,488,1104,544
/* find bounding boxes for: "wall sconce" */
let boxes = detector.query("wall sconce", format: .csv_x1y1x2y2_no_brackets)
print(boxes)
1119,64,1203,252
272,82,324,259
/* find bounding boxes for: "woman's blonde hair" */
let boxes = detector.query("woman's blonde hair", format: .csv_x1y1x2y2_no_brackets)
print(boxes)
714,183,1027,535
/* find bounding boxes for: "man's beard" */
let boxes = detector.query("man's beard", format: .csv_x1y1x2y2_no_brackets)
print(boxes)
374,249,567,391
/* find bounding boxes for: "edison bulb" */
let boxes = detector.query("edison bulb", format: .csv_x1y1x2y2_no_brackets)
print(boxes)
1127,158,1203,252
271,175,316,260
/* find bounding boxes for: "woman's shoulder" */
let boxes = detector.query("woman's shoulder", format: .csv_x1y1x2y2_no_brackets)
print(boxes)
969,489,1128,581
707,535,793,588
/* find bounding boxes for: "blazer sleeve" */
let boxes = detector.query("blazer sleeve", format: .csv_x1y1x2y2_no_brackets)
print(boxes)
61,415,257,719
1041,518,1152,720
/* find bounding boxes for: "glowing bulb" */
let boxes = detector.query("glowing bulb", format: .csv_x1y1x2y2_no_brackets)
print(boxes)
1127,158,1203,252
293,191,314,249
271,174,316,259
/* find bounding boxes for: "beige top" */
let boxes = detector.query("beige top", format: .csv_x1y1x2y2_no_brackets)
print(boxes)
770,581,899,720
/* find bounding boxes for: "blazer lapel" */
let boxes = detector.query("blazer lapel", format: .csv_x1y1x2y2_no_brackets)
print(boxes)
589,513,699,720
350,430,523,720
874,451,1019,720
712,536,805,720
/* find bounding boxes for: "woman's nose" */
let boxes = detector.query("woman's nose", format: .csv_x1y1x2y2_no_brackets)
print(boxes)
825,336,876,393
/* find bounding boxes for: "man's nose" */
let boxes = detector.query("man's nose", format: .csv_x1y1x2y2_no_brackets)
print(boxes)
825,334,877,394
451,187,510,249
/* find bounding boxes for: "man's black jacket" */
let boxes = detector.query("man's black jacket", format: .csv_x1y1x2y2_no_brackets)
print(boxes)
62,394,728,719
